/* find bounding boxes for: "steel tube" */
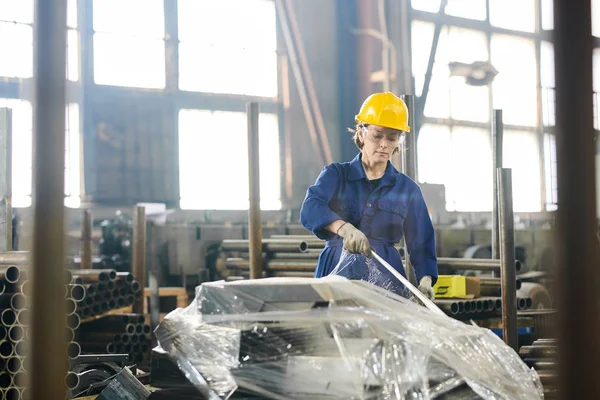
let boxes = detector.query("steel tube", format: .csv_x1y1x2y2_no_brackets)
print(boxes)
0,342,13,358
270,251,320,260
8,326,23,342
132,205,146,314
0,252,27,266
0,266,20,283
247,102,263,280
554,0,600,397
81,209,92,270
403,94,418,286
69,284,86,302
71,269,116,283
498,168,518,351
492,110,503,262
1,310,15,326
30,0,69,397
65,371,79,390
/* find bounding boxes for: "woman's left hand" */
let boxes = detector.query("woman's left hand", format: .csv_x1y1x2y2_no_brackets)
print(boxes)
418,276,435,300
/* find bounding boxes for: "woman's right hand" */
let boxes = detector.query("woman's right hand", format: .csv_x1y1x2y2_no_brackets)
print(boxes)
337,223,372,257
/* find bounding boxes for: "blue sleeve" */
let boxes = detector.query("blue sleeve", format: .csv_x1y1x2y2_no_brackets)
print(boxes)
404,186,438,285
300,164,343,240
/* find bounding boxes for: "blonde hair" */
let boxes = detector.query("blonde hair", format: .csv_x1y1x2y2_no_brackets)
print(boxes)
348,124,402,155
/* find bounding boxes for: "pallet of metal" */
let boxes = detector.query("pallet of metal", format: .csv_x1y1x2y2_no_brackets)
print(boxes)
520,338,558,399
434,296,533,321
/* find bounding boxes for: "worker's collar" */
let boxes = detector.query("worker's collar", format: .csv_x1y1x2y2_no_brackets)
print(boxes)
348,153,397,186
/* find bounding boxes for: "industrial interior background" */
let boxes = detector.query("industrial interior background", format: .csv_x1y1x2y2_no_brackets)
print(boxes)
3,0,597,288
0,0,599,398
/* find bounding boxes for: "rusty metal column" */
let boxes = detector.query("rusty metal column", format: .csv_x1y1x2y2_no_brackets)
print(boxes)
498,168,517,351
247,102,263,279
403,94,417,286
81,209,92,269
0,108,12,252
554,0,600,398
30,0,68,398
132,206,146,313
492,110,503,263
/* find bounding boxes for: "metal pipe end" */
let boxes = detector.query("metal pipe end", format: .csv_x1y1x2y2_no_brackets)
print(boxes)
65,371,79,390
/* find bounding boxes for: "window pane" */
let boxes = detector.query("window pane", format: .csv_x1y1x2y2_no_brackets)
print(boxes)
491,35,537,126
65,103,80,204
417,124,451,185
179,43,277,97
489,0,535,33
93,0,164,38
411,20,434,97
446,127,492,212
0,0,33,23
594,48,600,93
543,133,557,210
0,22,32,78
423,26,489,122
503,130,541,212
540,41,555,126
0,99,32,208
178,0,276,50
94,33,165,89
541,0,553,30
179,110,281,210
67,29,79,82
594,0,600,37
68,0,78,28
411,0,441,13
445,0,486,20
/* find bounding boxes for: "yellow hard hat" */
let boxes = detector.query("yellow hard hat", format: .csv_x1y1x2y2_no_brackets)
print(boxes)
355,92,411,132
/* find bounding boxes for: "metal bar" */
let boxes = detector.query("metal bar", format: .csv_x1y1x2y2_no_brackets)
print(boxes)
554,0,600,398
0,108,12,253
132,205,146,314
148,221,160,331
492,110,503,262
274,0,326,166
30,0,68,398
404,94,418,286
498,168,518,351
247,102,263,280
0,252,27,265
81,209,92,269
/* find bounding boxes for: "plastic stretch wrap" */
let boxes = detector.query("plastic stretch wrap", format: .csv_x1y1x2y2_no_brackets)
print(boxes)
156,269,542,399
329,251,413,299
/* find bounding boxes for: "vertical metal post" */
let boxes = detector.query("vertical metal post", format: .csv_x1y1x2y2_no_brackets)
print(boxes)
30,0,68,398
403,94,417,286
148,221,160,331
81,209,92,269
492,110,503,262
247,102,263,280
498,168,517,351
554,0,600,398
0,108,12,252
132,205,146,314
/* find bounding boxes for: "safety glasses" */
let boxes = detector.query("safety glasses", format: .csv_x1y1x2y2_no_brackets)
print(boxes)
362,126,404,148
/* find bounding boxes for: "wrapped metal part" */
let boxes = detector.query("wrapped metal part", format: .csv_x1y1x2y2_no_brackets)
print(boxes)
156,275,543,399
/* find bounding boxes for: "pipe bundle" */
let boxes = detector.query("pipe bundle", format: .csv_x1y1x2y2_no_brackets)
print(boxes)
0,265,80,399
434,296,533,320
519,338,557,399
70,270,142,319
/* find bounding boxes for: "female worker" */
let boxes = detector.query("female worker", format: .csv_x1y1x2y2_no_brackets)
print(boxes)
299,92,437,299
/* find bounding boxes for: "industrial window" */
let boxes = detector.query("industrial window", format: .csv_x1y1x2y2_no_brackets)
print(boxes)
503,130,542,212
541,0,600,36
0,99,81,208
489,0,535,33
543,133,557,211
177,0,278,97
491,35,537,126
418,124,492,212
92,0,166,89
0,0,79,81
178,109,281,210
412,23,490,123
540,41,555,127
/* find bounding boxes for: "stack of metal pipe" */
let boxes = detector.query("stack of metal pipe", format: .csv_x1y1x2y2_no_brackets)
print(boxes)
434,296,533,320
0,265,81,399
221,235,324,278
69,270,142,319
519,338,558,398
75,314,151,369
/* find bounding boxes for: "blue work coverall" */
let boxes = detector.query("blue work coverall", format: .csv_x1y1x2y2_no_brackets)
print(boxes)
300,154,438,294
